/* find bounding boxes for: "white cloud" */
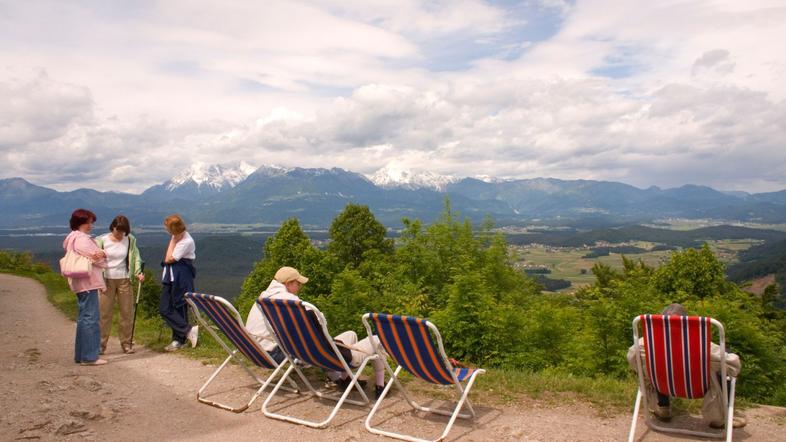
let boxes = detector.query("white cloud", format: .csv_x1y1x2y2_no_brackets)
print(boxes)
1,0,786,194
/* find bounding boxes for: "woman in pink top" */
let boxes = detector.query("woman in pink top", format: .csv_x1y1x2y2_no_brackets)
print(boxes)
63,209,108,365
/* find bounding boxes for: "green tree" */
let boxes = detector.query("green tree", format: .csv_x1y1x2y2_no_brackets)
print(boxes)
653,244,730,301
328,203,393,269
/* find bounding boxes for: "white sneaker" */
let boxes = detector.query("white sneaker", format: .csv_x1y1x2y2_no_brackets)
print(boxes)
164,340,183,352
187,325,199,348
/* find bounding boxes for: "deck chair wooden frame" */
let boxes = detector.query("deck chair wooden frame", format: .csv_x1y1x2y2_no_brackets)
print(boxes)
184,292,296,413
256,298,378,428
628,314,736,442
362,313,486,442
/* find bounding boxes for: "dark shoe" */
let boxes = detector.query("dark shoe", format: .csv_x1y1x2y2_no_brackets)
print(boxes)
653,405,672,422
710,415,747,429
375,384,385,400
337,376,367,390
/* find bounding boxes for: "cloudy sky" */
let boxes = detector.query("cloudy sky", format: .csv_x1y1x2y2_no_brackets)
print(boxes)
2,0,785,194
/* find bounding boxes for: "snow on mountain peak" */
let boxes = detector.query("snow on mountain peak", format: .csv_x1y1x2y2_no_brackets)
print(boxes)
369,165,457,191
166,161,256,191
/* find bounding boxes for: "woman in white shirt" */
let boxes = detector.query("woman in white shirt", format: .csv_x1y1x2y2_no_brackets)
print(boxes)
159,214,197,351
97,215,144,354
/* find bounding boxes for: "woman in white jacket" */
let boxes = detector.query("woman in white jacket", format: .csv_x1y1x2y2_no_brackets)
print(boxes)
97,215,144,354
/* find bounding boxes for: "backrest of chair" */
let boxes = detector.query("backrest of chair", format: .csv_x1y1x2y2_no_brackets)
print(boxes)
639,314,711,399
257,298,345,372
185,292,275,369
367,313,455,385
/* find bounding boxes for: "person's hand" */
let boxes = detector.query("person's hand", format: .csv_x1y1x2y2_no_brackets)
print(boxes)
136,273,145,282
91,250,106,260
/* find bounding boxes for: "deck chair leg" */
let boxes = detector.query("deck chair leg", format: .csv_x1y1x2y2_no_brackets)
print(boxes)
726,377,736,442
264,358,372,428
437,369,483,441
366,366,482,442
384,365,428,413
628,388,642,442
196,351,291,413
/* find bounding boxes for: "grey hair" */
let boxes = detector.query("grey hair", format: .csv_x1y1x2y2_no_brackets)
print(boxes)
662,303,688,316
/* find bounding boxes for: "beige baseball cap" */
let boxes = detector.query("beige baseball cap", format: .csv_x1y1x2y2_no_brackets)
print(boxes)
274,266,309,284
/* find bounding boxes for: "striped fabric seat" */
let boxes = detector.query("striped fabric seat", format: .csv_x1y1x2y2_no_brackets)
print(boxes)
257,298,344,372
183,292,292,413
256,298,377,429
188,292,276,369
362,312,486,442
369,313,457,385
640,314,711,399
454,367,478,382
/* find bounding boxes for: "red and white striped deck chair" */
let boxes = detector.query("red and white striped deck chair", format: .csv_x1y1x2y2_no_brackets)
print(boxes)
628,314,736,442
362,313,486,442
185,292,296,413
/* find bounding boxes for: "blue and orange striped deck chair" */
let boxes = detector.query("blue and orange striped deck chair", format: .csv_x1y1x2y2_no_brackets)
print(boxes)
184,292,296,413
257,298,378,428
629,314,736,442
362,313,486,442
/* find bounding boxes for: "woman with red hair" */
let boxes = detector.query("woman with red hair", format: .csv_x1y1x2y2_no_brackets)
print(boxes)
63,208,108,365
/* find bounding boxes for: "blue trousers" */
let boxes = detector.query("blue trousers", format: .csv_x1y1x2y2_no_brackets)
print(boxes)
159,283,190,343
75,289,101,363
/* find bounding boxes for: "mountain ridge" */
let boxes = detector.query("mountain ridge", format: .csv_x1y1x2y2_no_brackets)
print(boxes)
3,164,786,228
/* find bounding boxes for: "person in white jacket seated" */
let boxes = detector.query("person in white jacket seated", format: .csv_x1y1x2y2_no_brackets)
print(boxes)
627,303,746,429
246,266,387,398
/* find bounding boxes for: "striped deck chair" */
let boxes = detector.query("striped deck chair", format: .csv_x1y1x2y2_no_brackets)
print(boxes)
184,292,296,413
257,298,378,428
362,313,486,442
628,314,736,442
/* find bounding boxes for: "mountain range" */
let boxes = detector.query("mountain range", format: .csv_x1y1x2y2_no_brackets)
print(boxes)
3,162,786,228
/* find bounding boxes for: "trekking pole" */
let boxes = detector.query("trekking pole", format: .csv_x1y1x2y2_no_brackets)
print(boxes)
130,262,145,350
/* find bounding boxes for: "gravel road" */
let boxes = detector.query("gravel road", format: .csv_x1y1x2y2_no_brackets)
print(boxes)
1,273,783,441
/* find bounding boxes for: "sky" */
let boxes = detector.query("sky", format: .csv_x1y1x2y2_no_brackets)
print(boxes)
1,0,785,194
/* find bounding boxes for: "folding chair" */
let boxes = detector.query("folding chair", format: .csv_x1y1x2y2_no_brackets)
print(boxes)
628,314,736,442
184,292,296,413
256,298,378,428
362,313,486,442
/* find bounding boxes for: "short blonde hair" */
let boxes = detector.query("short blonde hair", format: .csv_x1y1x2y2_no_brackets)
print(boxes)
164,214,187,234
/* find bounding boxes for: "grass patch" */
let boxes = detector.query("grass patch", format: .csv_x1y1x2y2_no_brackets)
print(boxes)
475,367,635,412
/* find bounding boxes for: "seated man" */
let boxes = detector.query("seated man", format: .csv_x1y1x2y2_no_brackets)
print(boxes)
627,303,746,429
246,266,386,397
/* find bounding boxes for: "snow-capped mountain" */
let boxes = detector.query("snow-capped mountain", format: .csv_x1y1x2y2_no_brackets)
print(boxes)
166,161,256,191
369,165,458,191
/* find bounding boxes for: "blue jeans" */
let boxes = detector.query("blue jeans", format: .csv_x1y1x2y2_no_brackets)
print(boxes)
75,289,101,363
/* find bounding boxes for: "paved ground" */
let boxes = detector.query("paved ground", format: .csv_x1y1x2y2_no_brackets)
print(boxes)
1,273,784,441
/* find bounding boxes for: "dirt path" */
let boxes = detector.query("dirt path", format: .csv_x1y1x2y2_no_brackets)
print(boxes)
1,274,783,441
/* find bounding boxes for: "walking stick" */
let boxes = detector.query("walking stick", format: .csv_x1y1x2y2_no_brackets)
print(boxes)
130,262,144,350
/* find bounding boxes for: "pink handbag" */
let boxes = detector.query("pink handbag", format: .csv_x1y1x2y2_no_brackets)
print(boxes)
60,238,92,278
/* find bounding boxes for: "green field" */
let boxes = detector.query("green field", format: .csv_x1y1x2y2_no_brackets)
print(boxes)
648,220,786,232
514,238,763,291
